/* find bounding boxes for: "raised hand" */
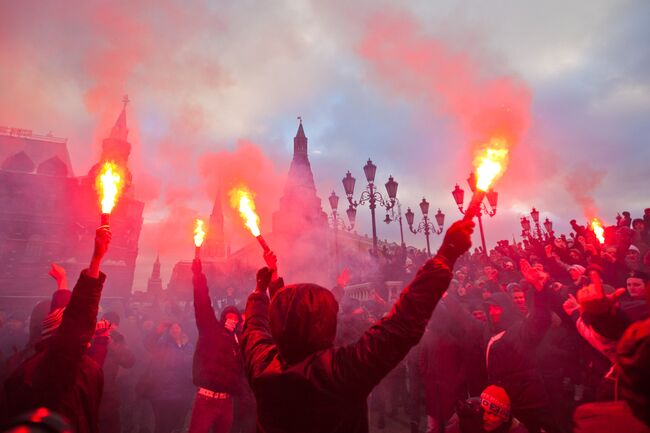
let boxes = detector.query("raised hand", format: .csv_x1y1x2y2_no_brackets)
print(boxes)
263,250,278,272
562,294,580,316
256,267,273,293
93,226,112,262
577,271,626,314
520,259,549,291
49,263,68,290
438,220,475,262
192,258,203,275
88,226,112,278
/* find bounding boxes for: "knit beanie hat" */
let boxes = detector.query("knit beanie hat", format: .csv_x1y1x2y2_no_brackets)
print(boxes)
480,385,511,420
41,307,65,340
568,265,586,276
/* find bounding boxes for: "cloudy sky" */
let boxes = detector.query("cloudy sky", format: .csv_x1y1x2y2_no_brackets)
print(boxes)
2,0,648,288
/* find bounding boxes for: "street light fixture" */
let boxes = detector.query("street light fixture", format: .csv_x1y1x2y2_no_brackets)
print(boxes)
543,217,553,237
342,159,396,255
451,173,498,253
328,191,354,271
520,216,531,238
383,176,407,262
522,207,554,241
405,198,444,256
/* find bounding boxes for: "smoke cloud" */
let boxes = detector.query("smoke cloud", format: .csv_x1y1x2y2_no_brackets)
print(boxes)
563,163,606,221
358,12,532,154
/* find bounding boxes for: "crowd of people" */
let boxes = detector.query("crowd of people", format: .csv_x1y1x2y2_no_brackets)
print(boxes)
0,209,648,433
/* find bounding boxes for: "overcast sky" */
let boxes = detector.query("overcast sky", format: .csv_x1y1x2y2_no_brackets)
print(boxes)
1,0,648,289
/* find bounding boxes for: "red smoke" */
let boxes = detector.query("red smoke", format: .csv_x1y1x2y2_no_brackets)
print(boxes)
198,140,284,244
358,12,532,156
563,163,605,220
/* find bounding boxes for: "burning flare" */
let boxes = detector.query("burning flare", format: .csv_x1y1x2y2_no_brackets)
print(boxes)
473,137,509,191
194,219,206,247
229,187,261,236
96,161,124,214
591,218,605,244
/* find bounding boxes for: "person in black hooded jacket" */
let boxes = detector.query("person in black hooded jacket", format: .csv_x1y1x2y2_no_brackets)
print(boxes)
188,258,246,433
484,260,565,433
3,226,112,433
241,219,474,433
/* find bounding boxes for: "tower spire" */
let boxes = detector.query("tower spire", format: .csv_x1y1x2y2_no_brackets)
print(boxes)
110,95,129,141
204,187,225,258
294,116,307,156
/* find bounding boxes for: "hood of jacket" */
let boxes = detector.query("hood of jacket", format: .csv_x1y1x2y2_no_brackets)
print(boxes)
269,283,339,365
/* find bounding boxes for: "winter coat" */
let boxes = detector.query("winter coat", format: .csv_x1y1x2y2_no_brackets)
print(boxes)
143,331,194,401
4,271,106,433
418,301,471,423
485,286,552,412
573,400,650,433
192,272,243,395
241,255,454,433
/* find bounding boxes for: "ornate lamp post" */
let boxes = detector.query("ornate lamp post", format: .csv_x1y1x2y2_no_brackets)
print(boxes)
522,208,554,241
405,198,444,256
451,172,497,253
543,217,554,239
328,191,355,272
342,159,396,255
520,216,532,239
530,207,542,240
382,176,407,261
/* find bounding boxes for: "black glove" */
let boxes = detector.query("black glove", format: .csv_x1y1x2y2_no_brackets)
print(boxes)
256,267,273,293
437,220,474,263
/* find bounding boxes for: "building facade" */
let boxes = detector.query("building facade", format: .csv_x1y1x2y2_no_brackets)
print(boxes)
0,101,144,299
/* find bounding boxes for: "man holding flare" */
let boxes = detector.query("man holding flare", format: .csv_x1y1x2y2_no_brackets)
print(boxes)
240,218,474,433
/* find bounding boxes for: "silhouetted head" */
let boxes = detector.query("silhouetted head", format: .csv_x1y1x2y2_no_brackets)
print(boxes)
269,283,339,364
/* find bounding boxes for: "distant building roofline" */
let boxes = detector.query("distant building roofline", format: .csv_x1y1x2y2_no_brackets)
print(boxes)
0,126,67,144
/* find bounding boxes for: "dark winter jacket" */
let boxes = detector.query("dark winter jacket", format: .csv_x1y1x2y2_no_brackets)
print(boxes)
574,401,650,433
485,286,552,411
192,271,243,395
4,271,106,433
418,301,471,423
241,255,454,433
143,331,194,401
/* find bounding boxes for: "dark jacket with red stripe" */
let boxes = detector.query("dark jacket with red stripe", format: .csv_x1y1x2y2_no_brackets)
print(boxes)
241,255,454,433
192,271,243,395
4,271,106,433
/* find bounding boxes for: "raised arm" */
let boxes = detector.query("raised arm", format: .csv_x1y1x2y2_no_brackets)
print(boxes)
45,226,111,368
334,220,474,394
241,265,278,381
192,258,219,334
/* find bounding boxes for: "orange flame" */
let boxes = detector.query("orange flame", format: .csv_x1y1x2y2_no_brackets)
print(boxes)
591,218,605,244
473,137,509,191
194,219,206,247
96,161,124,214
229,187,261,236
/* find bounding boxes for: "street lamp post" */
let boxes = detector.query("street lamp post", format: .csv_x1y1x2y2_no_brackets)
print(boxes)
342,159,396,256
405,198,445,256
543,217,554,239
383,176,407,261
522,207,554,241
328,191,355,272
451,172,498,253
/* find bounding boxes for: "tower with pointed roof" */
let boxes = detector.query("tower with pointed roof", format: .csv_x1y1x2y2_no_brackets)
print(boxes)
204,188,225,258
87,96,134,191
102,95,131,164
146,255,163,293
271,118,327,236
